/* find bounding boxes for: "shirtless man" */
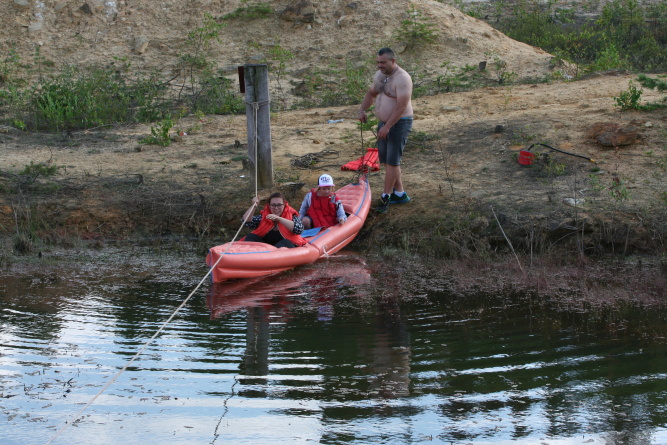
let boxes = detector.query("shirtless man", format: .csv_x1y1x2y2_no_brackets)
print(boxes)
358,47,413,213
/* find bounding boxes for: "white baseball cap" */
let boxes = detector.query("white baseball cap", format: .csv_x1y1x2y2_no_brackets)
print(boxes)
318,174,335,187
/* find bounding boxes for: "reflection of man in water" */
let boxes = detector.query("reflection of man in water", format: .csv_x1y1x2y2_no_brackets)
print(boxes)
239,307,271,387
366,297,412,400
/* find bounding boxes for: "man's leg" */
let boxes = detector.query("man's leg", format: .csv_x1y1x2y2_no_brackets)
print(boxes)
382,117,411,196
384,164,402,195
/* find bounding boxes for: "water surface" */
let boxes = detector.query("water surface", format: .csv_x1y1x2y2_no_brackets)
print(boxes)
1,249,666,444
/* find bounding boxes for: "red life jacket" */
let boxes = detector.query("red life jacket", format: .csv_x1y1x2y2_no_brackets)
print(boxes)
340,147,380,172
306,189,338,228
251,201,307,246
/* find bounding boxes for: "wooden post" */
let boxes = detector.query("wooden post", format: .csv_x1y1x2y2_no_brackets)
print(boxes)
244,64,273,189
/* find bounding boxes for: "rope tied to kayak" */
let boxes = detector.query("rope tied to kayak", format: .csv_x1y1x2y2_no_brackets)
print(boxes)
46,213,250,444
49,96,269,445
354,115,379,184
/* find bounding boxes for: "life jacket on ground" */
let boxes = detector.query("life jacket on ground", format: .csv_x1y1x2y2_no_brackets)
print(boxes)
250,201,307,246
307,189,338,228
340,147,380,172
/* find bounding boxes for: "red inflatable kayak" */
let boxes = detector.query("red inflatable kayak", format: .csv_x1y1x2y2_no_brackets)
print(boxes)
206,175,371,282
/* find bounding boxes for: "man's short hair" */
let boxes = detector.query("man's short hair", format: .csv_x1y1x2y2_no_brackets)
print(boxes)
378,47,396,60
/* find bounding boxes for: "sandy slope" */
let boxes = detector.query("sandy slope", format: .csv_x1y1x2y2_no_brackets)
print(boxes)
1,1,666,255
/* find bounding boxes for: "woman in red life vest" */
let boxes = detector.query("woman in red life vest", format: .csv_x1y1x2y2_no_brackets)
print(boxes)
298,174,347,230
242,192,307,248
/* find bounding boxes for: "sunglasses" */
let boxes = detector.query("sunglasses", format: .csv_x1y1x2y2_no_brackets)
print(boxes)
270,203,284,208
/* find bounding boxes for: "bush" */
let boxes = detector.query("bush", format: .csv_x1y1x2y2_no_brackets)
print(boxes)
613,80,644,111
637,73,667,93
595,0,667,71
393,6,439,50
195,72,245,115
416,62,486,96
132,72,172,122
0,48,21,85
139,118,174,146
19,160,60,184
0,13,241,131
1,65,170,131
28,67,134,131
636,73,667,109
496,0,667,73
320,63,370,107
177,13,226,111
248,42,295,109
295,62,372,108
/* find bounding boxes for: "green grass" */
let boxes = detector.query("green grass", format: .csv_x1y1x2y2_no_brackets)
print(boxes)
222,2,273,20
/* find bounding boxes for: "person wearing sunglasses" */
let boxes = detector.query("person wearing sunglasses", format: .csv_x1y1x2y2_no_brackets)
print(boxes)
241,191,306,248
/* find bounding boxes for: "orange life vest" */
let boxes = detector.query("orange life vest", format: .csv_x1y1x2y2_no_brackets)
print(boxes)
251,201,307,246
306,189,338,228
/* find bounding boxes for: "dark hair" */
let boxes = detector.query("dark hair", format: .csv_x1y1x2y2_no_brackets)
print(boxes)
378,47,395,60
268,191,286,203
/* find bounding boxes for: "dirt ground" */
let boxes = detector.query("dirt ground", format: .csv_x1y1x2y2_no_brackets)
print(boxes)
1,0,666,258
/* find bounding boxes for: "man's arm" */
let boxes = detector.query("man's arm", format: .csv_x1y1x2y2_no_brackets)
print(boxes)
357,82,379,123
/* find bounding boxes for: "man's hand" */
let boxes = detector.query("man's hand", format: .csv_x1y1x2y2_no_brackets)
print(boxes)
377,124,390,140
358,110,367,123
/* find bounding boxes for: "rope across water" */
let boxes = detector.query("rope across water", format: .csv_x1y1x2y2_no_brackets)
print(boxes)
47,101,267,444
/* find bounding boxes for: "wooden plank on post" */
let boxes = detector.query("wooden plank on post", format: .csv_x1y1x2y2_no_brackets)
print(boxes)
237,66,245,94
244,64,273,189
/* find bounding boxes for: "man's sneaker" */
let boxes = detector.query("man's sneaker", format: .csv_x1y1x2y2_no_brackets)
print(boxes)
389,191,411,204
375,195,390,213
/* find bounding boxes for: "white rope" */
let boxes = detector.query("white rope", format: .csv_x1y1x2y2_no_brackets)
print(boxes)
45,215,253,444
48,101,268,445
245,99,269,199
254,102,259,198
